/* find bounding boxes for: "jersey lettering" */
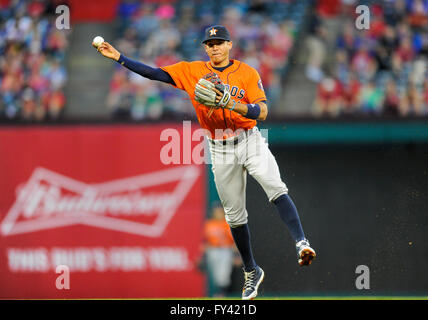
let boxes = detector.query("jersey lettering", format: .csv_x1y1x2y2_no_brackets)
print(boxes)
160,60,266,138
237,89,245,100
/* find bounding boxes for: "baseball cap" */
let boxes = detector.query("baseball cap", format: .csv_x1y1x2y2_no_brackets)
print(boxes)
202,25,231,44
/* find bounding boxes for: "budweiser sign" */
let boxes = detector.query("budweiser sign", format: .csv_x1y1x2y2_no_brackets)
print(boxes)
1,166,200,237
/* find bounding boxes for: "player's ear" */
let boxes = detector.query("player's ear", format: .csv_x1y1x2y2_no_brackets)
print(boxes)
228,41,233,50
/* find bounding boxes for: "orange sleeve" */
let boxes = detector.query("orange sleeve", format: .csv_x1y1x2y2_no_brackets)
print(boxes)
245,67,267,105
160,61,192,91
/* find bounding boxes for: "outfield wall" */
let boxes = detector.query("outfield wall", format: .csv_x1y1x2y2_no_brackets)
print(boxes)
242,144,428,296
0,124,206,298
1,123,427,297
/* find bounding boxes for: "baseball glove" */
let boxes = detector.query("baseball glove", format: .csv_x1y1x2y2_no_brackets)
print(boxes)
194,72,231,112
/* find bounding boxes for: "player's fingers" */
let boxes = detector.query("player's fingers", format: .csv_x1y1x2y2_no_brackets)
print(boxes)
214,89,224,100
215,93,221,102
98,44,108,53
215,90,223,100
93,43,102,52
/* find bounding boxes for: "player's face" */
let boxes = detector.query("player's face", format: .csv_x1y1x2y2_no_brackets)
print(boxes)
204,40,233,67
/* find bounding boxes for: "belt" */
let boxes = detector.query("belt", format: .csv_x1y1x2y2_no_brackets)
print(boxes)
209,127,256,146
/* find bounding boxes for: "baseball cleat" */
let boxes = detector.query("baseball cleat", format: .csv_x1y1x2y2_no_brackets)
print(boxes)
242,266,265,300
296,239,316,266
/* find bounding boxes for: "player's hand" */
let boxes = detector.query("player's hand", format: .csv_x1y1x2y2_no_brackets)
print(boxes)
93,41,121,61
194,73,231,108
214,88,231,108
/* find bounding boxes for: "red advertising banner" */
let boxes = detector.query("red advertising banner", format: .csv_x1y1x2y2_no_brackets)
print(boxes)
0,124,206,298
69,0,119,22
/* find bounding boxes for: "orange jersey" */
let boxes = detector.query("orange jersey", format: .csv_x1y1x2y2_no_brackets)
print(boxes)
161,60,266,138
204,219,235,247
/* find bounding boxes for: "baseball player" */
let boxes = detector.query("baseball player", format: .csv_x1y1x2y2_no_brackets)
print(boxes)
94,25,316,300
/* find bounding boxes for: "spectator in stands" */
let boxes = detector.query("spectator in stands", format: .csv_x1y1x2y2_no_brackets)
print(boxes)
117,0,141,33
314,0,428,118
305,16,328,83
413,31,428,73
340,72,362,115
359,81,384,115
336,22,360,58
382,80,401,116
130,80,163,120
106,68,130,117
379,25,400,57
47,88,66,119
368,7,388,40
373,45,393,87
334,49,351,85
350,43,377,84
116,26,139,58
400,81,425,116
0,0,69,122
110,0,301,119
21,87,37,121
313,76,342,117
392,35,416,85
384,0,407,25
395,36,416,65
132,5,159,42
407,0,428,30
48,59,67,90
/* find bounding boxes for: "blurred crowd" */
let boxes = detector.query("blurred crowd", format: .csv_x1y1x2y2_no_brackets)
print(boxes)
0,0,69,122
107,0,309,121
309,0,428,117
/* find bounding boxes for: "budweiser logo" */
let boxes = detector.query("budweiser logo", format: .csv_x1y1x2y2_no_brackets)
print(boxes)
1,166,200,237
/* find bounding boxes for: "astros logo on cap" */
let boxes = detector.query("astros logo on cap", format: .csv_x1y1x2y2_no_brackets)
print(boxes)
209,28,217,36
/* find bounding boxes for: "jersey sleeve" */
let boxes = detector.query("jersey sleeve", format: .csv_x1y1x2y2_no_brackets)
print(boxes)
160,61,192,91
245,67,267,105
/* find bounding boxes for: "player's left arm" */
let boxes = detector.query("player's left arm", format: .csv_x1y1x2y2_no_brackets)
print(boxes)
217,66,269,121
233,100,267,121
213,95,268,120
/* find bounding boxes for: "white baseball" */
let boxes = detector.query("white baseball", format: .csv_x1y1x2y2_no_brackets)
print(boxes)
92,36,104,48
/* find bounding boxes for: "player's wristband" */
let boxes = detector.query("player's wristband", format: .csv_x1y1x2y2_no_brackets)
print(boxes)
245,103,261,119
230,100,237,111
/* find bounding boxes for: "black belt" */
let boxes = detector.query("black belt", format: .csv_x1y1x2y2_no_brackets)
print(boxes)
209,128,255,146
216,136,241,145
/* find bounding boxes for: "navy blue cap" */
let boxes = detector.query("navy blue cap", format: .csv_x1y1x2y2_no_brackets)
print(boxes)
202,25,231,44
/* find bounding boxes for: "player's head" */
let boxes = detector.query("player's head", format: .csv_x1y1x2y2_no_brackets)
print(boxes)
202,25,233,66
